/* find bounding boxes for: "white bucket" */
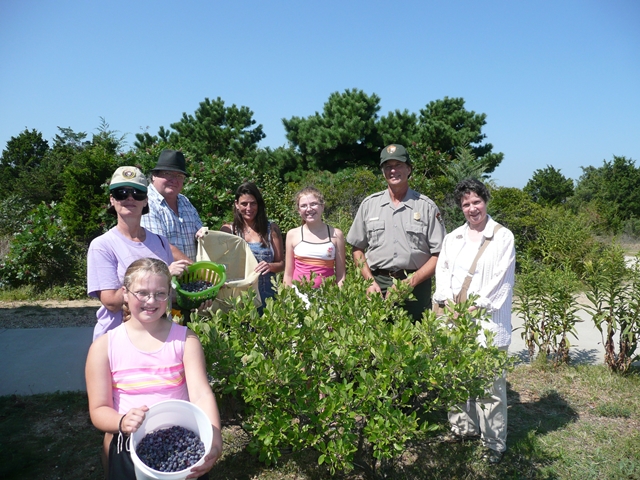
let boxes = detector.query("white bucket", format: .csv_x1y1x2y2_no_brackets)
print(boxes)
130,399,213,480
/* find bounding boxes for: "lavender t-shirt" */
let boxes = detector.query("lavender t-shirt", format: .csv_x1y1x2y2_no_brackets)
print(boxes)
87,227,173,340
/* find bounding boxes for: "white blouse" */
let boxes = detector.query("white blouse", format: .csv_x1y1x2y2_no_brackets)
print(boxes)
433,215,516,347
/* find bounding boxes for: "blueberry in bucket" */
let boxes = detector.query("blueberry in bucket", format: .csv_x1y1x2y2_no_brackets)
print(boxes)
137,425,206,472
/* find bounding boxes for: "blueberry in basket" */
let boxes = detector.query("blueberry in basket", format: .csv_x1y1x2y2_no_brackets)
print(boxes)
136,425,206,472
180,280,214,293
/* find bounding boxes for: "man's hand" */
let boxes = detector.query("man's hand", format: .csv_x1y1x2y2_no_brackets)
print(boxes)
195,227,209,239
366,280,383,296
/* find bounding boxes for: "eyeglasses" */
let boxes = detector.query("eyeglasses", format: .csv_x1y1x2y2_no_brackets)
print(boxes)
155,171,186,181
111,188,147,201
298,202,322,210
126,289,169,302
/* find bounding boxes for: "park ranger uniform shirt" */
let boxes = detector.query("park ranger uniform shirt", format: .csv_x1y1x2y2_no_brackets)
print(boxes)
346,188,446,272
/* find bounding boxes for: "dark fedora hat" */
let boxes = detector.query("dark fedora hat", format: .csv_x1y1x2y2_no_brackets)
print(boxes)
151,149,189,176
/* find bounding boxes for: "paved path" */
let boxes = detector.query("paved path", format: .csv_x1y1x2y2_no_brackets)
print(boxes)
0,326,93,396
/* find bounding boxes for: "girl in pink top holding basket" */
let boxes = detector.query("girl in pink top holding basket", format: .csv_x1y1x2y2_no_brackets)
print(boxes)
85,257,222,479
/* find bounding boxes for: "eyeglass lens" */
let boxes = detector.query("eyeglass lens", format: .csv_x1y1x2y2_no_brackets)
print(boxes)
299,202,321,209
131,290,169,302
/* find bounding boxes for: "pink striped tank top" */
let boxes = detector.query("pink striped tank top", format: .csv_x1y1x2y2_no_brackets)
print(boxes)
292,225,336,288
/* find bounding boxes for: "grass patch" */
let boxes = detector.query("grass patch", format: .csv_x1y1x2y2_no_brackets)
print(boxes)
0,284,87,302
0,392,103,479
1,365,639,479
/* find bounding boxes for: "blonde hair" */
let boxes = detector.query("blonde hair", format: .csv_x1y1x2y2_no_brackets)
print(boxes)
122,258,171,322
294,187,325,225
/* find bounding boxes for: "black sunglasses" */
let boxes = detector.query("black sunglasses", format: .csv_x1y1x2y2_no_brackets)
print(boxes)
111,187,147,201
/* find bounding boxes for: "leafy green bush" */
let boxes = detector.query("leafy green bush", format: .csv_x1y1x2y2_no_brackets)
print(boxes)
0,194,35,236
571,156,640,234
182,154,254,228
275,167,382,241
489,187,544,256
0,202,85,291
297,167,383,219
258,175,300,234
189,272,509,476
622,216,640,237
525,207,598,277
59,144,120,242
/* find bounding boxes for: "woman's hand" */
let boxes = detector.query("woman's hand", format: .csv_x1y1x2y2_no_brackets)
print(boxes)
119,406,149,435
254,260,272,275
169,259,191,277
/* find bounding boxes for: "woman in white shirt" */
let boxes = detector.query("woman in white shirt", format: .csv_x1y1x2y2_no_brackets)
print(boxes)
433,178,516,464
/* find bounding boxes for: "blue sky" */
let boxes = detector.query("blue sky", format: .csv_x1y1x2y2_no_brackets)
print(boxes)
1,0,638,188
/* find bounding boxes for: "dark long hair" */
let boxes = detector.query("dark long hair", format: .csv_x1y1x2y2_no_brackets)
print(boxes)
232,182,269,246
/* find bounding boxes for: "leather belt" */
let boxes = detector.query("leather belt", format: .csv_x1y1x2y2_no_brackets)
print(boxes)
371,268,416,279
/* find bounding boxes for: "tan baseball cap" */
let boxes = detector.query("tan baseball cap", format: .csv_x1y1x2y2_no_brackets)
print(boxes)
109,166,148,192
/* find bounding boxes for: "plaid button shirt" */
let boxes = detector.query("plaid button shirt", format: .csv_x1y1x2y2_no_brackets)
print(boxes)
140,184,203,261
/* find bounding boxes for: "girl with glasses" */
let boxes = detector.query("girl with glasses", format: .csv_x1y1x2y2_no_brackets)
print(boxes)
283,186,346,289
85,258,222,479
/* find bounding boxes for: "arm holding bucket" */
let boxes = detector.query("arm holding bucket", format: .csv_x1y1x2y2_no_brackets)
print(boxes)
184,330,223,477
85,335,149,435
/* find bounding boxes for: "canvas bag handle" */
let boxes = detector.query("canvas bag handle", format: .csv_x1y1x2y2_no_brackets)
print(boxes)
454,224,503,304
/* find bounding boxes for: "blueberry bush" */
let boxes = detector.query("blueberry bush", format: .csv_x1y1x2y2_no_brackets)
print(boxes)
189,272,509,477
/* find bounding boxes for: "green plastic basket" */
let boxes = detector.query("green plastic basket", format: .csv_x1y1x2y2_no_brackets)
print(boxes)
171,261,227,310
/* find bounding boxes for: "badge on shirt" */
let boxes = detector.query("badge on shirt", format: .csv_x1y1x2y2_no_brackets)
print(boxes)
413,212,421,221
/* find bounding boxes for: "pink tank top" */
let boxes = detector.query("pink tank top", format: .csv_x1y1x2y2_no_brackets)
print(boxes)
108,322,190,414
292,225,336,288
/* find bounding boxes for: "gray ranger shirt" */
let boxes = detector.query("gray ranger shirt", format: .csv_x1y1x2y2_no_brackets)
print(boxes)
347,188,446,272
